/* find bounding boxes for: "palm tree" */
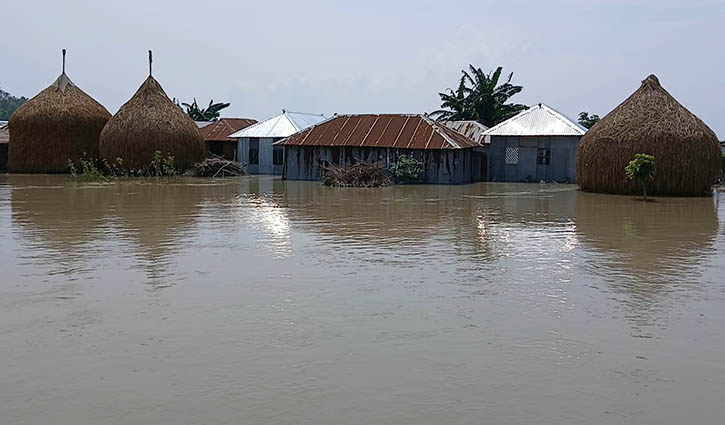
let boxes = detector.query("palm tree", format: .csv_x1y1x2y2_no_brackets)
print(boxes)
430,65,527,127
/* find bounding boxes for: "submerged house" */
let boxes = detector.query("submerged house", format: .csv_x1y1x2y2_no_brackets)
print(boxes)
484,103,586,183
229,110,326,174
280,114,482,184
0,123,8,171
198,118,257,160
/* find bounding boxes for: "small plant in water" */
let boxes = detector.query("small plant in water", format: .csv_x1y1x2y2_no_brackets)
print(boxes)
390,154,424,184
625,153,656,200
67,154,110,182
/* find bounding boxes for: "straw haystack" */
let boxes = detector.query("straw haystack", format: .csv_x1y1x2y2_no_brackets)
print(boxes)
577,75,720,196
99,51,203,171
8,51,111,173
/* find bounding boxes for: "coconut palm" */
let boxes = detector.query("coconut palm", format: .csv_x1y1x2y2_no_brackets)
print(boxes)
431,65,527,127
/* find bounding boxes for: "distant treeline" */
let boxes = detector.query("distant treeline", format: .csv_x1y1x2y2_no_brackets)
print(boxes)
0,88,28,120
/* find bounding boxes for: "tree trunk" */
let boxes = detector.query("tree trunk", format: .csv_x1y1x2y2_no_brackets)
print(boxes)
642,182,647,201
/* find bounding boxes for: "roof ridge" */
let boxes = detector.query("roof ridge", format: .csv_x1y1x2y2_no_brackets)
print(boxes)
482,103,586,136
284,110,326,117
539,104,587,134
423,115,460,149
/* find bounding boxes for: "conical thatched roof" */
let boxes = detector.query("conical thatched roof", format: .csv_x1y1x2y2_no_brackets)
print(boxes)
99,67,203,171
8,69,111,173
577,75,720,196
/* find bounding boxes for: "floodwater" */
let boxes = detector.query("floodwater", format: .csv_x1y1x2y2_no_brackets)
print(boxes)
1,175,724,425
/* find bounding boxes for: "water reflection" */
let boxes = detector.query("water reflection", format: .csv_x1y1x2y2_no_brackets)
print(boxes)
574,192,720,332
106,180,206,289
3,175,725,425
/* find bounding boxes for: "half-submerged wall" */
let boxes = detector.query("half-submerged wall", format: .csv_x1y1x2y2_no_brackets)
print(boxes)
283,145,474,184
237,137,284,175
488,135,580,183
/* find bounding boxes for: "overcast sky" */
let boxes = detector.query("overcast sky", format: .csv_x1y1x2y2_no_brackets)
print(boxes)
2,0,724,135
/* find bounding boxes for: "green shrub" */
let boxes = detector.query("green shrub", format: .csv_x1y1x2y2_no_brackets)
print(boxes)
67,151,179,181
391,155,424,184
625,153,656,200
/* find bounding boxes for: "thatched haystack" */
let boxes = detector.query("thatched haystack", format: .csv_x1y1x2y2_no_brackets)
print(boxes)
8,50,111,173
577,75,720,196
99,51,204,171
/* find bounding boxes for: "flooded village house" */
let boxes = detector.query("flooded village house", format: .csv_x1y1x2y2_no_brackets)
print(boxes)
0,122,8,172
483,103,586,183
228,110,326,175
198,118,257,161
280,114,483,184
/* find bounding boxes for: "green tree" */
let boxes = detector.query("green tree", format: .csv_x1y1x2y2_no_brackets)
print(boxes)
578,111,601,129
625,153,656,200
179,98,230,121
0,87,28,120
431,65,527,127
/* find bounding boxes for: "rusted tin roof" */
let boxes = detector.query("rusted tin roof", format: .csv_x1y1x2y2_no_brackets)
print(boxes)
199,118,257,142
442,120,489,144
280,114,478,149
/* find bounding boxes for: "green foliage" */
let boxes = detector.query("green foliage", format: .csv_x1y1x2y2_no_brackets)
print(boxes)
68,151,179,181
148,151,178,177
0,87,28,120
430,65,527,127
578,111,601,129
391,155,424,184
178,98,231,121
67,155,110,182
625,153,656,199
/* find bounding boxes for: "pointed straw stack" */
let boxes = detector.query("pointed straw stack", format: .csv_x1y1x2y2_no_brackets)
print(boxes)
577,75,720,196
8,49,111,173
99,50,204,171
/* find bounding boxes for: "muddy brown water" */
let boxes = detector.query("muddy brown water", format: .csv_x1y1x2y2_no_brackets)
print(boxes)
1,175,724,425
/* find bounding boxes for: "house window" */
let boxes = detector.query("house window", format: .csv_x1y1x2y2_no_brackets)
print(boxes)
537,148,551,165
273,147,284,166
249,139,259,165
505,147,519,165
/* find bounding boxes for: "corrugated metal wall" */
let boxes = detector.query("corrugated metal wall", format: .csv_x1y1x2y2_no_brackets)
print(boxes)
237,137,284,175
283,146,474,184
489,136,580,183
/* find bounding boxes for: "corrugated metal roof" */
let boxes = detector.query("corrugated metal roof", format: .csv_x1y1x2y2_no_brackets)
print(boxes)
195,121,213,128
482,104,587,137
442,120,489,144
0,126,8,144
199,118,257,142
280,114,478,149
229,110,327,138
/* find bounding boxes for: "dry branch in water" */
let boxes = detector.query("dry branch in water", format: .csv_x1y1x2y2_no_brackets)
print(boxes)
322,162,391,187
190,155,245,177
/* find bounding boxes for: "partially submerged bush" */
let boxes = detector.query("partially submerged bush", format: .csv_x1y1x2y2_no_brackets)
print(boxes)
322,162,391,187
68,150,180,181
390,154,424,184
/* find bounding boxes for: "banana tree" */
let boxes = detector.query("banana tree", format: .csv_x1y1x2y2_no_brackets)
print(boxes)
179,98,231,121
430,65,527,127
